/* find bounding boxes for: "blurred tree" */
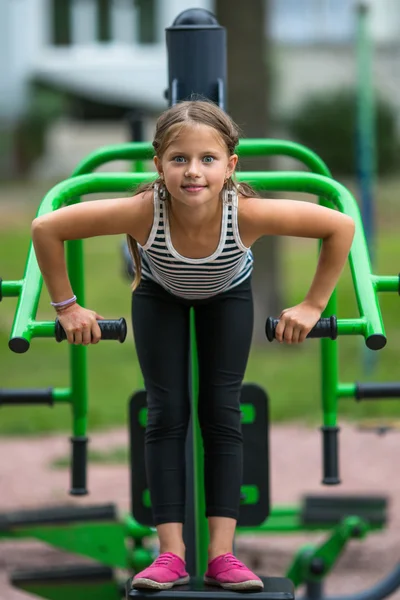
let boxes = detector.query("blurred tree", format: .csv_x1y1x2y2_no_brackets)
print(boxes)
215,0,282,344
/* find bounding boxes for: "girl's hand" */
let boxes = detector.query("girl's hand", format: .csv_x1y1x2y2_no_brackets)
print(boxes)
56,304,105,345
275,301,322,344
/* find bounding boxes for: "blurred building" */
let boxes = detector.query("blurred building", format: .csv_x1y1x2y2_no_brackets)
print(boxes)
270,0,400,119
0,0,213,123
0,0,399,176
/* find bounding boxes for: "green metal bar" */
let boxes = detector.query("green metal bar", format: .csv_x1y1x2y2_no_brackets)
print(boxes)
190,309,209,577
287,516,368,587
372,275,399,293
8,173,156,350
29,321,56,338
71,142,155,177
337,319,366,336
238,139,331,177
71,138,332,179
52,388,73,403
337,383,357,398
0,280,22,297
10,171,382,348
67,239,88,438
8,244,44,351
238,171,385,347
121,514,154,540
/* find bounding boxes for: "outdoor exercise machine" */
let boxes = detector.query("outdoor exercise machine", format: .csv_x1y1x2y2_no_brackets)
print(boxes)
1,8,400,600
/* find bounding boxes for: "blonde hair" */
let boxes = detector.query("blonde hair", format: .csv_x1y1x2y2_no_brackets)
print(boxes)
127,100,260,291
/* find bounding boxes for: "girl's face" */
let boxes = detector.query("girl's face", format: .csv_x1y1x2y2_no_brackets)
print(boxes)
154,123,238,208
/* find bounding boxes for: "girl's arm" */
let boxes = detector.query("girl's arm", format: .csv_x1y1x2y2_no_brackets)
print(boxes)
32,193,151,303
241,198,355,343
31,192,152,345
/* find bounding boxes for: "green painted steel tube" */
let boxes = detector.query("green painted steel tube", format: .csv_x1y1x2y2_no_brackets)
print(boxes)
8,244,44,353
237,171,385,349
337,383,357,398
337,319,366,336
372,275,399,293
8,173,155,350
53,388,73,403
71,138,332,179
0,280,22,298
13,170,383,349
67,238,88,440
238,139,331,176
71,142,154,177
190,309,209,576
122,514,154,540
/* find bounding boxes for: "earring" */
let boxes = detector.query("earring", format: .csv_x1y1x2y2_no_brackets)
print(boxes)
158,180,167,201
224,177,235,203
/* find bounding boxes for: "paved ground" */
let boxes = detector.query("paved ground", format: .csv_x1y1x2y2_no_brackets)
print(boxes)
0,423,399,599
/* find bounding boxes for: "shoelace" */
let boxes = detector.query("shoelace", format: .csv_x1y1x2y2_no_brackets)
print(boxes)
153,554,174,567
223,554,246,569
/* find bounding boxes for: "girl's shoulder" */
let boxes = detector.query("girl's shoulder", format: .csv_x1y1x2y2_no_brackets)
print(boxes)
237,193,267,225
236,194,267,246
130,188,156,244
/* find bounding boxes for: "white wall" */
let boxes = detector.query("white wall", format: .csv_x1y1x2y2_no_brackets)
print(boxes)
0,0,46,120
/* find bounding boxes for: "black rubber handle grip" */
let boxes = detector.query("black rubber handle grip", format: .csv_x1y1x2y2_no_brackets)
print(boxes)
70,436,88,496
55,318,127,343
265,316,337,342
321,426,341,485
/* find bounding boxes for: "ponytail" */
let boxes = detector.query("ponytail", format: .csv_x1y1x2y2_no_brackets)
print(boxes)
127,235,142,291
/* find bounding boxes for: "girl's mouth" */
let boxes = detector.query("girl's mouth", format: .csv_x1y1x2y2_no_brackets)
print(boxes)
182,185,206,192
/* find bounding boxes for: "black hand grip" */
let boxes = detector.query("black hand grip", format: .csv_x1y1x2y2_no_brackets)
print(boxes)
70,436,88,496
321,426,341,485
55,318,127,343
265,316,337,342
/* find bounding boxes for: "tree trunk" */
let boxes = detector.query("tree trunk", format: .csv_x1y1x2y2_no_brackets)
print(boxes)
215,0,282,345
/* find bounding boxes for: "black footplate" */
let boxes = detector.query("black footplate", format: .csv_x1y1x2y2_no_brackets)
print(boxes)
0,503,117,530
301,494,388,527
126,576,294,600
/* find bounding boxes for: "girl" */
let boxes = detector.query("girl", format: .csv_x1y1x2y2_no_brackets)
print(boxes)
32,100,355,592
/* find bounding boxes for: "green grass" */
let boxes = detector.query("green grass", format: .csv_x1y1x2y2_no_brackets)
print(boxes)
1,178,400,435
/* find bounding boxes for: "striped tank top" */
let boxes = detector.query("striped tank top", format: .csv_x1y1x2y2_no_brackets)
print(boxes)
139,185,253,300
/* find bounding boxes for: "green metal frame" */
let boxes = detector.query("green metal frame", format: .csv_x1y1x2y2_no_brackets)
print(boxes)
1,139,397,597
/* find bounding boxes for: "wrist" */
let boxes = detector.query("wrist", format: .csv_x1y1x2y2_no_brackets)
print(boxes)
55,301,78,314
303,296,326,312
51,294,77,311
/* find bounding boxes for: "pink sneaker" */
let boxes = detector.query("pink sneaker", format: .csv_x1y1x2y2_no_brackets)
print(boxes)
132,552,190,590
204,553,264,591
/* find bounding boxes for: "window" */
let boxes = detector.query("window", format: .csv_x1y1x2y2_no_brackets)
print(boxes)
97,0,112,42
270,0,354,44
51,0,72,46
135,0,156,44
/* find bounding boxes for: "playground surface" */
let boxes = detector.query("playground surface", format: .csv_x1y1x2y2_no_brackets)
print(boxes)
0,422,398,599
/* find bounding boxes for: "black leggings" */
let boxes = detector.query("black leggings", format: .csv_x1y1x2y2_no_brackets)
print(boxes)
131,276,253,525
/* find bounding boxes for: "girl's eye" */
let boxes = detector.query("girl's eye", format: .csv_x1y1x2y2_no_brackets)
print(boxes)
173,156,186,163
203,156,214,163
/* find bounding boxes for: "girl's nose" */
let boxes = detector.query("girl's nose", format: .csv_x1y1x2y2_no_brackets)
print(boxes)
185,161,201,177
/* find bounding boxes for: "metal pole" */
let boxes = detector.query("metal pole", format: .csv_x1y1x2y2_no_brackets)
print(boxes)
355,2,377,372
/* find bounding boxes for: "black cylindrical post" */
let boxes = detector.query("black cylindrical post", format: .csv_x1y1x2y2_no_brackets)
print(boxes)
166,9,227,108
321,426,340,485
70,436,88,495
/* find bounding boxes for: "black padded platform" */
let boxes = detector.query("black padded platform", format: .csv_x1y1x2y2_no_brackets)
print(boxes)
126,577,294,599
0,503,117,530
